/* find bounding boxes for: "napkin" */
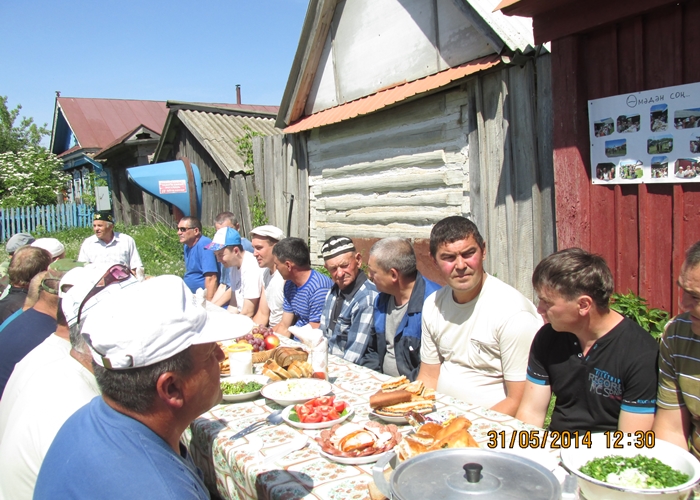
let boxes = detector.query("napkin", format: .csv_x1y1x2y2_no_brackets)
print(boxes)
288,325,328,377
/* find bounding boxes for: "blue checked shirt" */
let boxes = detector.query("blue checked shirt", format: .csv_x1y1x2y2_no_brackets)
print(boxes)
320,271,377,364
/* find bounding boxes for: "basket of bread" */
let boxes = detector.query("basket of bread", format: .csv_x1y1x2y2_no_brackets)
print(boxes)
261,347,315,380
369,376,435,418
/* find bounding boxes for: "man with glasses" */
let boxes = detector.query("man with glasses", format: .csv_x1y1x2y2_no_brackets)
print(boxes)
78,211,143,275
34,275,253,500
179,216,219,301
0,263,137,500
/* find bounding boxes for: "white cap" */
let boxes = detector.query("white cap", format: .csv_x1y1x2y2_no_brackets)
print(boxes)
60,264,139,327
250,225,285,241
31,237,65,258
81,275,255,369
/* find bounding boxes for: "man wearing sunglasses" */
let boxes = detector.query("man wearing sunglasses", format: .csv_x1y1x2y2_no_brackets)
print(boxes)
77,211,143,276
179,216,219,301
34,275,253,500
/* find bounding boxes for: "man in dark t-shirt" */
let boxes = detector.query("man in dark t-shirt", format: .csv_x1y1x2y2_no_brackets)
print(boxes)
516,248,658,433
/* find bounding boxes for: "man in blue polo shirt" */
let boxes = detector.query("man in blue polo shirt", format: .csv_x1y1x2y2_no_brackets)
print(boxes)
179,216,219,301
516,248,659,433
272,238,332,338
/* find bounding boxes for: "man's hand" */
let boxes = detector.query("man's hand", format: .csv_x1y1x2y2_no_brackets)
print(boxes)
273,312,295,338
203,273,218,302
515,381,551,425
652,407,692,450
417,362,440,389
618,410,654,434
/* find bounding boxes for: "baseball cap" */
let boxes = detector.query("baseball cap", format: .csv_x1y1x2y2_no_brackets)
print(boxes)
41,259,85,295
81,275,254,369
321,235,356,260
250,225,285,241
60,263,139,327
205,227,242,251
6,233,35,253
31,238,65,258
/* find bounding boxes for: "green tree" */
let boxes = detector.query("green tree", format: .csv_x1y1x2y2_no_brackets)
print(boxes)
0,96,50,153
0,148,69,207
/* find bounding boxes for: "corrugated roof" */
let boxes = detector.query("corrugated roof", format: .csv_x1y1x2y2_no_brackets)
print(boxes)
467,0,536,54
167,101,279,117
56,97,168,150
284,54,501,134
177,110,282,174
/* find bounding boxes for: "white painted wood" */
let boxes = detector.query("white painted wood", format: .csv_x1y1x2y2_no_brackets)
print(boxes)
305,25,338,115
437,0,495,69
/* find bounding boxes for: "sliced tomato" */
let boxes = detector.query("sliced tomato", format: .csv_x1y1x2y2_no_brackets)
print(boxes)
304,410,323,423
312,396,334,407
295,404,311,421
325,409,341,421
333,400,347,413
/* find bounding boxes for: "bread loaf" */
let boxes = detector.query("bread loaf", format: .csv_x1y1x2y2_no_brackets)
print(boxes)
369,390,413,409
273,347,308,368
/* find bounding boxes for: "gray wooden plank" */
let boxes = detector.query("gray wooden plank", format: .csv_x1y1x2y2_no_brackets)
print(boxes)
535,53,556,258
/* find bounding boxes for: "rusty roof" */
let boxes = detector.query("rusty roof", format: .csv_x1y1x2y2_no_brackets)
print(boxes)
55,97,169,150
284,54,501,133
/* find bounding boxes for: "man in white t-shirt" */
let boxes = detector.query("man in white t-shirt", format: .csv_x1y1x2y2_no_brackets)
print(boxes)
417,216,542,416
77,211,143,274
250,225,285,328
206,227,263,318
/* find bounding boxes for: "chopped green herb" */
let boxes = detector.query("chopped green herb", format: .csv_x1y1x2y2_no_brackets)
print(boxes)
581,455,689,489
221,380,263,395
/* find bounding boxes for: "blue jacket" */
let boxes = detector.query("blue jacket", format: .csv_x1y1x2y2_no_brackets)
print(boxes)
359,273,440,381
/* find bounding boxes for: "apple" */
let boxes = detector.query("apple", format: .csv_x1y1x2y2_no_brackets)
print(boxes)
264,334,280,350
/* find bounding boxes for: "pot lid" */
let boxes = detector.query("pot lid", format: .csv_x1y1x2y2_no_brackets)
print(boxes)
391,449,561,500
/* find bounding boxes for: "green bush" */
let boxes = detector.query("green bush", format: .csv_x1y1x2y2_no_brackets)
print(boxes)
610,291,670,339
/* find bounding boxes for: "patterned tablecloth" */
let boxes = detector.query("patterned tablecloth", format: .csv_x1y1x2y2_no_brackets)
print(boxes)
184,350,565,500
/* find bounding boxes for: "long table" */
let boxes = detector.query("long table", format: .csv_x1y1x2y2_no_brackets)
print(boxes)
184,352,566,500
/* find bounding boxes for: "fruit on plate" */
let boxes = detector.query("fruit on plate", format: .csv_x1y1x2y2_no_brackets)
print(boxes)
316,421,402,458
234,325,277,352
290,396,348,424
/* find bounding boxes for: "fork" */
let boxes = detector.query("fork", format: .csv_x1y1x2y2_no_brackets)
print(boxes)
229,409,284,441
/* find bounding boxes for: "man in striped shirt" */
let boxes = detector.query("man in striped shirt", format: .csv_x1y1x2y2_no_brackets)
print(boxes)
654,240,700,459
272,238,332,338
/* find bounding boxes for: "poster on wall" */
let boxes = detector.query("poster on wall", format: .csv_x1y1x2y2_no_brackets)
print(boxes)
588,82,700,185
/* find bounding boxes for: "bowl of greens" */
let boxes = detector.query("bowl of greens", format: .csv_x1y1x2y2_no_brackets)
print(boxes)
560,433,700,499
220,375,269,402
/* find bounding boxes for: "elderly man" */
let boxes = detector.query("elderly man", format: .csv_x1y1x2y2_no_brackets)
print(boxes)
516,248,658,433
78,211,143,274
0,246,52,323
211,212,255,307
361,237,441,380
272,238,332,338
206,227,263,317
417,216,542,416
31,237,65,261
653,241,700,459
0,232,34,299
179,216,219,300
34,275,253,499
0,259,85,398
318,236,377,363
0,263,137,500
250,225,285,328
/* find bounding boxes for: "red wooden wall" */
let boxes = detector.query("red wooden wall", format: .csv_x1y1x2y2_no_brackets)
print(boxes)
550,0,700,314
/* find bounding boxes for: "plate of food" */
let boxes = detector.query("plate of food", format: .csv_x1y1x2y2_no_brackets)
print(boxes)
281,396,353,430
220,375,269,402
369,376,435,423
261,378,332,406
316,421,402,465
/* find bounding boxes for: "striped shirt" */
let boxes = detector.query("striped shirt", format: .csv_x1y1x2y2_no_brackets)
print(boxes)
658,313,700,458
282,270,332,327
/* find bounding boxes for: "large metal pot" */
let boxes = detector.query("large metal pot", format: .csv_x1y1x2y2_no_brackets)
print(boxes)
372,448,561,500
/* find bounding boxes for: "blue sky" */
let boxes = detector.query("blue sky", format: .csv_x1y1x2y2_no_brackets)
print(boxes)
0,0,308,143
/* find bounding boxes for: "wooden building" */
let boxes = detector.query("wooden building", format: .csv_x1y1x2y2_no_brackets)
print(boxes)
151,102,281,232
499,0,700,312
276,0,554,296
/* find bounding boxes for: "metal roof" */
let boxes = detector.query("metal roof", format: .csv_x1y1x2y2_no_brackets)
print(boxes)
177,110,282,174
54,97,168,151
167,101,279,117
284,54,501,133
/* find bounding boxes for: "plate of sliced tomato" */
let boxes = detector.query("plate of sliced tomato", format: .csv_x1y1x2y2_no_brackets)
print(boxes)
281,395,353,430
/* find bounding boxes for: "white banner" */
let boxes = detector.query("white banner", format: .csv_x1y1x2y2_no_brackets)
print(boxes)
588,82,700,184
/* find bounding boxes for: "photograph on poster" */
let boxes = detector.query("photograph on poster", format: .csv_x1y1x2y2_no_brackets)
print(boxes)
648,135,673,154
674,108,700,129
596,162,616,181
650,104,668,132
651,156,669,178
605,139,627,157
617,114,641,133
675,158,699,178
589,82,700,184
620,160,643,180
595,118,614,137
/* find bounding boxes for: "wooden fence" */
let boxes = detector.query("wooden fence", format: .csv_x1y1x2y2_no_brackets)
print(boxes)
0,203,95,241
